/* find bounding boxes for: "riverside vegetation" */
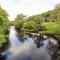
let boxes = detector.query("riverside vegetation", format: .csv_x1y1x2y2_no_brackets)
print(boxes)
0,4,60,52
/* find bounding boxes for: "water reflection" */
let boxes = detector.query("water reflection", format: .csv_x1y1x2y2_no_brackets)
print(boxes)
1,26,52,60
24,37,34,46
9,26,22,47
1,26,36,60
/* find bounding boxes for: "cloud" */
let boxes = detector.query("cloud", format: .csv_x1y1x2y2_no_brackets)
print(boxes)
0,0,60,20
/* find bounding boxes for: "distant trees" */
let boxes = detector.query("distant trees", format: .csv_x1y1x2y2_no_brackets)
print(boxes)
55,4,60,8
0,3,60,51
41,6,60,22
24,15,45,32
23,4,60,35
13,13,26,40
12,3,60,36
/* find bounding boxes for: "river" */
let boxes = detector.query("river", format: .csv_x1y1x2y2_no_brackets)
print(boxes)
1,26,58,60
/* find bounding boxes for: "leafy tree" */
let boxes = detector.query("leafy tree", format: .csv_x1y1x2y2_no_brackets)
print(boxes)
24,4,60,35
0,7,8,19
24,14,45,32
0,6,9,51
43,22,60,35
24,20,38,32
13,13,26,40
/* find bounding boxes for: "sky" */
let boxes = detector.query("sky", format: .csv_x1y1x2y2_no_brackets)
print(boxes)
0,0,60,20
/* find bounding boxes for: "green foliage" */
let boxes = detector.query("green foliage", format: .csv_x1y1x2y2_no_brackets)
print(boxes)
12,13,26,40
0,16,9,34
0,6,9,51
24,15,45,32
41,7,60,22
0,34,6,48
0,3,60,51
24,5,60,35
24,20,37,32
43,22,60,35
13,14,26,32
0,7,8,19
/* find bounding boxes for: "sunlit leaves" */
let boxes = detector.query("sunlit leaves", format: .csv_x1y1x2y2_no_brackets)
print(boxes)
0,6,9,51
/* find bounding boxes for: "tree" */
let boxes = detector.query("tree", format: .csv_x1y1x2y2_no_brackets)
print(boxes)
24,4,60,35
13,13,26,40
0,6,9,51
24,20,38,32
24,14,45,32
0,7,8,19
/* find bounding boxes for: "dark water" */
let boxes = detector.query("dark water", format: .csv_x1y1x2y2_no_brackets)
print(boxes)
1,26,58,60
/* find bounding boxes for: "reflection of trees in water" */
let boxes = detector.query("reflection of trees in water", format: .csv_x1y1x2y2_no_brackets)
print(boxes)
6,45,51,60
1,30,60,60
